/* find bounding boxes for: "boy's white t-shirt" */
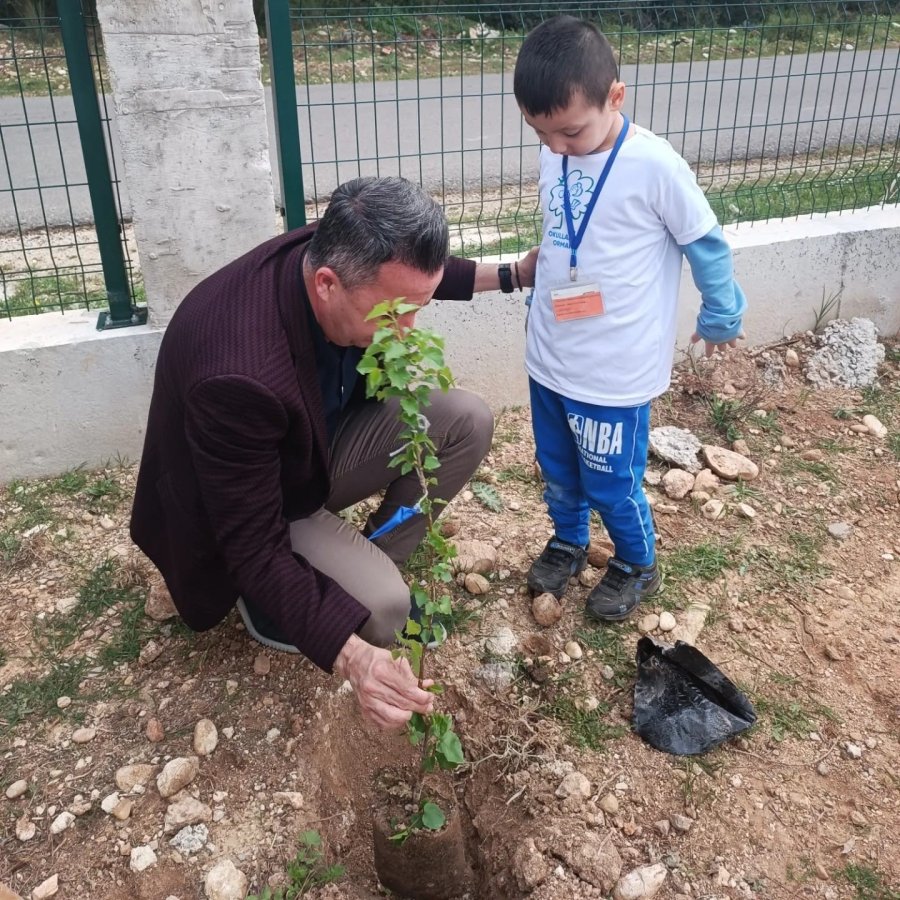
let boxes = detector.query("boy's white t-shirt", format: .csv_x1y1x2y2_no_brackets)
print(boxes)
526,125,717,407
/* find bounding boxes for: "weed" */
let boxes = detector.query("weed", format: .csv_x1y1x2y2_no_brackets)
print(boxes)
543,696,626,751
664,540,738,583
842,863,900,900
470,481,503,512
832,406,853,420
780,454,840,490
753,692,840,742
0,645,6,668
0,530,24,568
859,384,899,423
51,468,89,495
889,432,900,461
247,831,344,899
675,756,722,808
84,476,124,512
811,287,842,333
706,396,748,442
743,529,828,588
496,463,537,485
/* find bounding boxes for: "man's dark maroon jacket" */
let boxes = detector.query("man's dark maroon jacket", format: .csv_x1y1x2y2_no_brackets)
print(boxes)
131,224,475,671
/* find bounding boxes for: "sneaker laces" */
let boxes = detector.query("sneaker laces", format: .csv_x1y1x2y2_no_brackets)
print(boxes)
602,558,635,591
540,540,582,568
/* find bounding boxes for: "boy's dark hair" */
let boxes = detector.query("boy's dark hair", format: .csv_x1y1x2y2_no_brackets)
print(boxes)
513,16,618,116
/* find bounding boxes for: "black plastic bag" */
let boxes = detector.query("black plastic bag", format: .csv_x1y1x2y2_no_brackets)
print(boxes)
632,637,756,756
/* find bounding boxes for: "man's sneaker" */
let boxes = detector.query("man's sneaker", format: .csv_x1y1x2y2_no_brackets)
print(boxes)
527,537,589,599
586,557,661,622
236,597,300,654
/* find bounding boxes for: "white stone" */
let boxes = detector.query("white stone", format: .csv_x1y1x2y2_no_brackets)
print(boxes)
702,498,726,521
638,613,660,634
49,811,74,835
862,414,888,438
564,641,583,660
16,817,36,841
661,469,695,500
484,627,518,658
204,859,249,900
115,764,157,793
658,611,677,632
129,845,158,873
164,796,212,833
5,779,28,800
30,875,59,900
613,863,667,900
702,445,759,481
71,727,95,744
101,792,121,814
737,502,756,519
169,823,209,854
555,772,591,800
193,719,219,756
156,756,200,798
649,427,703,473
273,791,304,810
55,696,71,710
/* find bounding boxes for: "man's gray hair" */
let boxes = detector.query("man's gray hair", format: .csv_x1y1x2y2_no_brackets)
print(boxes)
305,177,449,287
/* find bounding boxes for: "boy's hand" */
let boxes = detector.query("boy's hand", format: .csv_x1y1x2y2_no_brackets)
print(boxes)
690,332,744,358
516,246,540,289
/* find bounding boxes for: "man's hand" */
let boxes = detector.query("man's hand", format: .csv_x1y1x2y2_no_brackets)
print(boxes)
333,634,434,730
690,332,744,358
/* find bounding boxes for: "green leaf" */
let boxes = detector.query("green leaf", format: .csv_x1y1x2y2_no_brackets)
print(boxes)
301,830,322,848
408,712,427,745
404,617,421,636
436,729,465,768
421,801,446,831
471,481,503,512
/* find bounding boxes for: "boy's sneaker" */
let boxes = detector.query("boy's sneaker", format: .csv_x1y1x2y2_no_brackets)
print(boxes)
527,537,589,599
236,597,300,654
586,557,661,622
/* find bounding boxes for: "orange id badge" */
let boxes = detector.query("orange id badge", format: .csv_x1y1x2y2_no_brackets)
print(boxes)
550,282,605,322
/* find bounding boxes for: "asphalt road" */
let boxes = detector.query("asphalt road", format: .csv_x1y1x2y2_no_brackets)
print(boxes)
1,46,897,231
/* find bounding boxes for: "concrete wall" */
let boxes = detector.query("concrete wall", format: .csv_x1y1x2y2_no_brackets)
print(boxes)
94,0,277,325
1,205,897,480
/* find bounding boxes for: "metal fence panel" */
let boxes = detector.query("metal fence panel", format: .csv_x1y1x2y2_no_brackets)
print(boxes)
0,10,139,321
277,1,900,256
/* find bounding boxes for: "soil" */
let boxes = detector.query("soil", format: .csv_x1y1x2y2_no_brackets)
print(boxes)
2,331,900,900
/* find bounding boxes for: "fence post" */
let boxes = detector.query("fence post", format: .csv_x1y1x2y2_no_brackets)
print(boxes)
58,0,144,330
265,0,306,229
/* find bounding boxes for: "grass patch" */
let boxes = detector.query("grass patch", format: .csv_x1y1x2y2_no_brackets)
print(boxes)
742,528,828,588
889,432,900,461
575,624,634,688
664,540,738,583
543,696,626,751
704,396,780,443
753,690,841,742
0,658,88,738
780,454,840,491
496,463,537,485
3,273,107,318
842,864,900,900
858,384,899,423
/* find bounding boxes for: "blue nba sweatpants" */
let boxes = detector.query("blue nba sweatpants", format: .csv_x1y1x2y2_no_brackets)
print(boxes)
529,378,656,567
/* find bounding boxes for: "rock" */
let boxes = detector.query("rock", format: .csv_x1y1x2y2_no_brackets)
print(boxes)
732,439,750,456
532,593,562,627
156,756,200,798
484,625,519,659
112,798,133,821
654,820,670,836
785,348,800,367
450,540,497,575
649,427,703,473
513,838,551,892
556,772,591,800
692,468,720,494
737,502,756,519
644,469,662,486
817,761,830,776
850,810,868,827
1,882,23,900
559,832,623,892
599,793,619,814
862,414,887,438
49,811,74,835
463,572,490,595
55,596,78,615
99,515,115,530
5,780,28,800
266,728,280,743
588,543,614,569
578,568,600,587
729,616,745,633
670,814,694,833
702,499,726,521
805,318,885,389
842,742,863,760
193,719,219,756
139,640,162,665
473,662,516,693
145,718,165,743
170,823,209,855
145,580,178,621
828,522,853,541
30,875,58,900
715,865,731,887
702,445,759,481
272,792,304,810
56,696,71,710
71,727,95,744
662,470,695,500
101,792,121,814
638,613,660,634
205,859,249,900
129,846,157,873
801,448,824,461
658,611,677,632
253,653,271,676
115,764,157,793
581,695,600,712
15,817,36,841
613,863,668,900
164,796,212,833
565,641,583,660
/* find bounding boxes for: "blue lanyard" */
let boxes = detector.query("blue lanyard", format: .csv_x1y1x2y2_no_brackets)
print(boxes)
562,115,630,281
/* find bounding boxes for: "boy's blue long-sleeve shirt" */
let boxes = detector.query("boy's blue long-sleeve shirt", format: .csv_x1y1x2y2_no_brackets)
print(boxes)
682,225,747,344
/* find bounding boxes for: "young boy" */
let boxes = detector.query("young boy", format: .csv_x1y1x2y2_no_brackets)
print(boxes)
513,15,746,621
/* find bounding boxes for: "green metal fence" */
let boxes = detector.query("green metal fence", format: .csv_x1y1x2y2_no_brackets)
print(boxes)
271,0,900,257
0,4,142,323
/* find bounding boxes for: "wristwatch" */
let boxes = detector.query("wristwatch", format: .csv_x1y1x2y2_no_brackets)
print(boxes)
497,263,515,294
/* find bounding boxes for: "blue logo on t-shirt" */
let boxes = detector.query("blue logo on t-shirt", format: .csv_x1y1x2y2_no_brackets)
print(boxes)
549,169,595,230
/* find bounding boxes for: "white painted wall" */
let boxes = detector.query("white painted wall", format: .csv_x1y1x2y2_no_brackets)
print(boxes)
1,206,897,480
94,0,277,325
